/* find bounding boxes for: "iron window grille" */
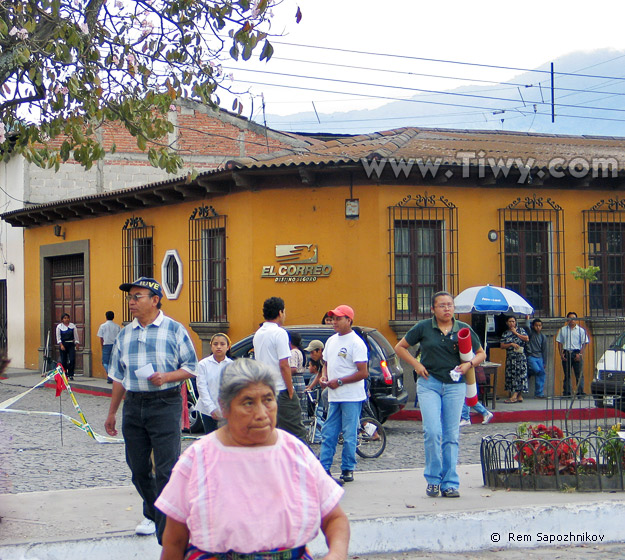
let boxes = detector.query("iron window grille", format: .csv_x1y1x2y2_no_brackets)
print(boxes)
122,217,154,323
498,195,565,317
189,206,227,324
583,198,625,316
388,194,458,321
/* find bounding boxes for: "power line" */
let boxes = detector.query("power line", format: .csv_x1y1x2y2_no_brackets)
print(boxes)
269,56,625,98
271,40,625,82
224,66,625,115
237,79,625,125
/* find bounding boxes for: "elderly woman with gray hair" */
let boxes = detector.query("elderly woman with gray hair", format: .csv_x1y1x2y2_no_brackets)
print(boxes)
156,358,349,560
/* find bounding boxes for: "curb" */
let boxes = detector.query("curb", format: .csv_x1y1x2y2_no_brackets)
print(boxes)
1,501,624,558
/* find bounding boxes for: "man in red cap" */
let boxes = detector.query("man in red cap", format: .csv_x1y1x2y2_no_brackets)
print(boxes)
319,305,369,483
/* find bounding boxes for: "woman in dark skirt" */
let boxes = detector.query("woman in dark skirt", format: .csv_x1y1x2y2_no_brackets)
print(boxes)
501,316,529,403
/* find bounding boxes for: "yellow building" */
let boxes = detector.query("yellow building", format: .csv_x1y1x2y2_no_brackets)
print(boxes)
5,127,625,399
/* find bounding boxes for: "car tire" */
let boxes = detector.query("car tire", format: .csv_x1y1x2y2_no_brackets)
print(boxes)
186,401,205,434
366,400,385,423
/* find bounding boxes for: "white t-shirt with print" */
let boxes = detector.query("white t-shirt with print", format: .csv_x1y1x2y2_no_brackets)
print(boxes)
323,330,368,402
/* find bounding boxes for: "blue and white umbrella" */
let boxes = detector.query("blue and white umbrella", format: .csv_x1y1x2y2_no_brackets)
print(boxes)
454,285,534,315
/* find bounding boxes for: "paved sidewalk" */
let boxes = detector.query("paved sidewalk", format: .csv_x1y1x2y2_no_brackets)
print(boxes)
2,464,625,558
2,368,625,558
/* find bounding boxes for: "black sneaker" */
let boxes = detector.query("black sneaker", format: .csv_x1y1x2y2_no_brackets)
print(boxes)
441,487,460,498
326,470,344,486
426,484,440,497
341,470,354,482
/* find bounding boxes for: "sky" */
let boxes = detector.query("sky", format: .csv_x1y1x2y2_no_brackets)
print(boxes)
221,0,625,130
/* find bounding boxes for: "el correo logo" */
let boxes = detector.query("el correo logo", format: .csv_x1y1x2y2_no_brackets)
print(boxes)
261,244,332,282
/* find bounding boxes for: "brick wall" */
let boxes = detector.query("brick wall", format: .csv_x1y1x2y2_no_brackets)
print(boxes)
26,102,303,203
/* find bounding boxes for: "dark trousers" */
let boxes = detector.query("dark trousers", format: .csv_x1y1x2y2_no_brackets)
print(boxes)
122,389,182,544
562,350,584,396
60,342,75,377
200,413,219,434
277,390,308,443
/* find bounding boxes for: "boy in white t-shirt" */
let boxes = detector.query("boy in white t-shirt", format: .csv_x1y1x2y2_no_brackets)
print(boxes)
319,305,369,483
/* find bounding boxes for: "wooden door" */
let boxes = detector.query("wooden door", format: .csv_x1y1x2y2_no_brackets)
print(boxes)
52,277,85,374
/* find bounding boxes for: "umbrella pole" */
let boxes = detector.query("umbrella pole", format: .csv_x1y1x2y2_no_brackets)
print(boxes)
484,315,489,355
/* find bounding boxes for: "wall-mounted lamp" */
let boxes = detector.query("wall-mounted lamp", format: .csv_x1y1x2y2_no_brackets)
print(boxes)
487,230,498,242
53,225,65,239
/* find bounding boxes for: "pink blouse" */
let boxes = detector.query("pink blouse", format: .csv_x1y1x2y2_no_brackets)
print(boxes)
155,430,344,553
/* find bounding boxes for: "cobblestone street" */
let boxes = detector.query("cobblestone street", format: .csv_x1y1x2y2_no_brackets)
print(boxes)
0,373,504,493
3,374,625,559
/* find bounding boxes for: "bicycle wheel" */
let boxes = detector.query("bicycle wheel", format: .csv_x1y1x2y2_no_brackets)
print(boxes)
356,416,386,458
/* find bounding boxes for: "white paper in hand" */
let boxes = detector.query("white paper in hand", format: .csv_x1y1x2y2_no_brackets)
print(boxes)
135,363,155,379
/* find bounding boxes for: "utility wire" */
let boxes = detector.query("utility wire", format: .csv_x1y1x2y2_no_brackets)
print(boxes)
271,40,625,82
224,66,625,114
269,56,625,98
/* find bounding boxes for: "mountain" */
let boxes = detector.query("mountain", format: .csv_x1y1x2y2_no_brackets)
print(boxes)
260,49,625,137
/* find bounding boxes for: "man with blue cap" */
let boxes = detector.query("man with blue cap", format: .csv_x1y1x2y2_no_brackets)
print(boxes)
104,277,197,542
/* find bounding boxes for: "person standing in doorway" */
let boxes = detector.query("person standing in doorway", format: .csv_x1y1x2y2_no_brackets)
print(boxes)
97,310,121,383
556,312,589,397
395,291,485,499
319,305,369,483
104,277,198,543
56,313,79,380
526,318,548,398
253,297,308,442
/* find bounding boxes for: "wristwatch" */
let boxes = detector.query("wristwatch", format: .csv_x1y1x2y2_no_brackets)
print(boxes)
337,379,343,386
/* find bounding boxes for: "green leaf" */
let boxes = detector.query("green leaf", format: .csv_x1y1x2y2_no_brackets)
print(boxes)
259,40,273,62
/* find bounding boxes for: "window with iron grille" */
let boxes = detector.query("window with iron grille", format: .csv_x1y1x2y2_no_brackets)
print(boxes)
389,195,458,321
50,254,84,278
122,217,154,322
498,196,565,317
583,199,625,316
189,206,227,323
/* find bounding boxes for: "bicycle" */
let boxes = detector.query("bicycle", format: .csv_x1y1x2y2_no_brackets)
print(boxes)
303,390,387,459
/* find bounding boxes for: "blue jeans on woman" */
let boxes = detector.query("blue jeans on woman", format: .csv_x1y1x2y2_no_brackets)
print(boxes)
417,376,465,491
319,400,363,472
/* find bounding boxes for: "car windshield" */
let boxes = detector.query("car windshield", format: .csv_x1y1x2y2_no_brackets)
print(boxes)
609,332,625,350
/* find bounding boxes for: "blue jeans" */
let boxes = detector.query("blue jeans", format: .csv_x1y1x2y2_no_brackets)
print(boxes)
122,389,182,544
527,356,546,396
320,400,363,472
461,401,489,422
417,376,465,490
102,344,113,374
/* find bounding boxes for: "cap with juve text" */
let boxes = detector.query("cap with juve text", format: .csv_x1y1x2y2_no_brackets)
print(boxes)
327,305,354,320
119,277,163,298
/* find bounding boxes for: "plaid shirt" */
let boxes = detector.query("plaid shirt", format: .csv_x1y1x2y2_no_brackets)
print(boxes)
109,311,197,392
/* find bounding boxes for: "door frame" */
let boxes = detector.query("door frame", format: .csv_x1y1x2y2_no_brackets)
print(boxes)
40,240,91,376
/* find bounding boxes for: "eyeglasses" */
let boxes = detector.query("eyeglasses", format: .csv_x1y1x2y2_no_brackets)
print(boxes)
435,303,455,309
125,294,152,302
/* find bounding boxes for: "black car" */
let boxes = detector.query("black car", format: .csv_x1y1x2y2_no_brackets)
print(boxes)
229,324,408,423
